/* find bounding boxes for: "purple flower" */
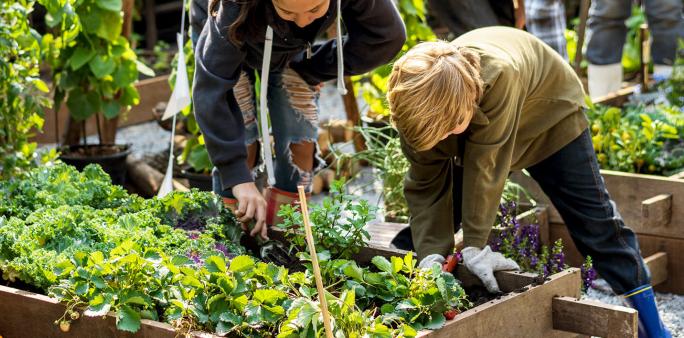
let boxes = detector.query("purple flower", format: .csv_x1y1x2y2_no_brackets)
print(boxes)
187,250,203,265
214,242,229,255
187,232,200,240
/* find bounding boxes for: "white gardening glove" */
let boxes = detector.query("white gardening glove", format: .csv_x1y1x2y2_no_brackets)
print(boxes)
461,246,520,293
418,254,445,269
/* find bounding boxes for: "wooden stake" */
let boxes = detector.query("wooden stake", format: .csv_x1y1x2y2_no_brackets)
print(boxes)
574,0,590,74
297,186,334,338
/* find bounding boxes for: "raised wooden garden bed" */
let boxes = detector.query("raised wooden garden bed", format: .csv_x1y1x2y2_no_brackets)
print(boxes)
0,260,636,338
0,205,640,338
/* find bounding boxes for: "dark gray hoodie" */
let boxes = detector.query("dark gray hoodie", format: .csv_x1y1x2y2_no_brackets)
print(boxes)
192,0,406,191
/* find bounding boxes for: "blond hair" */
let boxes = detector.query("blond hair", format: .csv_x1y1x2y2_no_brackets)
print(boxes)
387,41,483,151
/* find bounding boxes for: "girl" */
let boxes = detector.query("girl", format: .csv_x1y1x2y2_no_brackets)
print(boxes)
191,0,406,238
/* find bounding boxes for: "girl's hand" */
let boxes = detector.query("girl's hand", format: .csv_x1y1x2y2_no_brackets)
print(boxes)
232,182,269,240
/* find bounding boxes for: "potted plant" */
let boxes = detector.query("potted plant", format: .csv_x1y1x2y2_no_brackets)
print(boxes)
39,0,153,185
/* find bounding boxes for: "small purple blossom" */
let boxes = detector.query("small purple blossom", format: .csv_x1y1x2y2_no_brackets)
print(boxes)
187,250,203,265
581,256,598,290
187,232,200,240
214,242,229,255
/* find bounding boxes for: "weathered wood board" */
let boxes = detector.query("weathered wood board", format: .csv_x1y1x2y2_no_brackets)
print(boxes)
548,222,681,294
510,171,684,240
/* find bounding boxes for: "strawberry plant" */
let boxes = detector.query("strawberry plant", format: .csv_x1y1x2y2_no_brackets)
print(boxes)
277,179,374,260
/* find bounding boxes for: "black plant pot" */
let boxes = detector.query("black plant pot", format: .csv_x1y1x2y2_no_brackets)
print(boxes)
59,144,132,186
181,169,213,191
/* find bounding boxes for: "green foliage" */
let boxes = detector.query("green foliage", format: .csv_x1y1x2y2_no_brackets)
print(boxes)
352,0,436,119
277,180,374,260
0,163,244,290
38,0,152,127
338,125,410,222
0,0,56,179
586,99,684,175
661,40,684,107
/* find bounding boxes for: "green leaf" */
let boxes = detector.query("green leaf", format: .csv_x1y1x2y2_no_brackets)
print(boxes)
89,55,116,79
424,312,446,330
372,256,393,273
135,59,155,77
229,255,254,273
33,79,50,93
103,100,122,119
217,277,234,295
216,321,233,335
205,256,227,273
66,88,101,121
95,9,123,41
70,47,96,70
84,302,112,317
253,289,287,305
120,85,140,106
116,305,141,333
391,256,404,273
74,281,89,295
188,144,212,173
96,0,123,12
343,262,364,281
113,60,138,88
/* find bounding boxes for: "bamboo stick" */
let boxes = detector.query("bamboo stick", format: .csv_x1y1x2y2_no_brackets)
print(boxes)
297,186,334,338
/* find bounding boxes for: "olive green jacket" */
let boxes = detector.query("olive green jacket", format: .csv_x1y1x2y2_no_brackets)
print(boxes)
401,27,588,260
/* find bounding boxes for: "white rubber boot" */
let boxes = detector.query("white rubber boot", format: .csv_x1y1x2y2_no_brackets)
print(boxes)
653,64,673,82
588,63,623,100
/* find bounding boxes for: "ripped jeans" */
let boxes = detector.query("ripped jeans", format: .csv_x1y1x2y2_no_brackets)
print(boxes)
212,66,324,198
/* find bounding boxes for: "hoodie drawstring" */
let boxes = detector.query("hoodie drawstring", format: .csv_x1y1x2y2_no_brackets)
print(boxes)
336,0,347,95
260,25,276,186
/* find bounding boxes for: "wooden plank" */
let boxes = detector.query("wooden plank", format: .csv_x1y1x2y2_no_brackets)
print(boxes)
602,171,684,239
593,86,636,106
641,194,672,228
417,268,582,338
548,223,684,294
644,252,668,287
552,296,638,338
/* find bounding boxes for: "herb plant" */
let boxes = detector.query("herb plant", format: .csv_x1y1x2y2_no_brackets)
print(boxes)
277,179,373,260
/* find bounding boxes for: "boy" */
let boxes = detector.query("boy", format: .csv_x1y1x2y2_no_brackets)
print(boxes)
387,26,670,338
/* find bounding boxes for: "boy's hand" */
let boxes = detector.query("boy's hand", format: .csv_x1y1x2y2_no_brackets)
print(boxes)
419,254,446,269
462,245,519,293
232,182,269,240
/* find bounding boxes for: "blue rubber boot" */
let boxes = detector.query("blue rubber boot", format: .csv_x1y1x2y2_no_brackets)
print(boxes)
624,285,672,338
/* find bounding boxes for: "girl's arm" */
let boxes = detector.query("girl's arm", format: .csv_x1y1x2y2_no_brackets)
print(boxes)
290,0,407,84
193,1,250,191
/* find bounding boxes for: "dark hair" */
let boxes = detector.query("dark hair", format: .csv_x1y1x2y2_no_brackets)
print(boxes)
209,0,262,46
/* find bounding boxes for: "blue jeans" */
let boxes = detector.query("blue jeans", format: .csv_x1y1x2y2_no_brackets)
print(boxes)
586,0,684,65
211,67,324,198
527,129,650,294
